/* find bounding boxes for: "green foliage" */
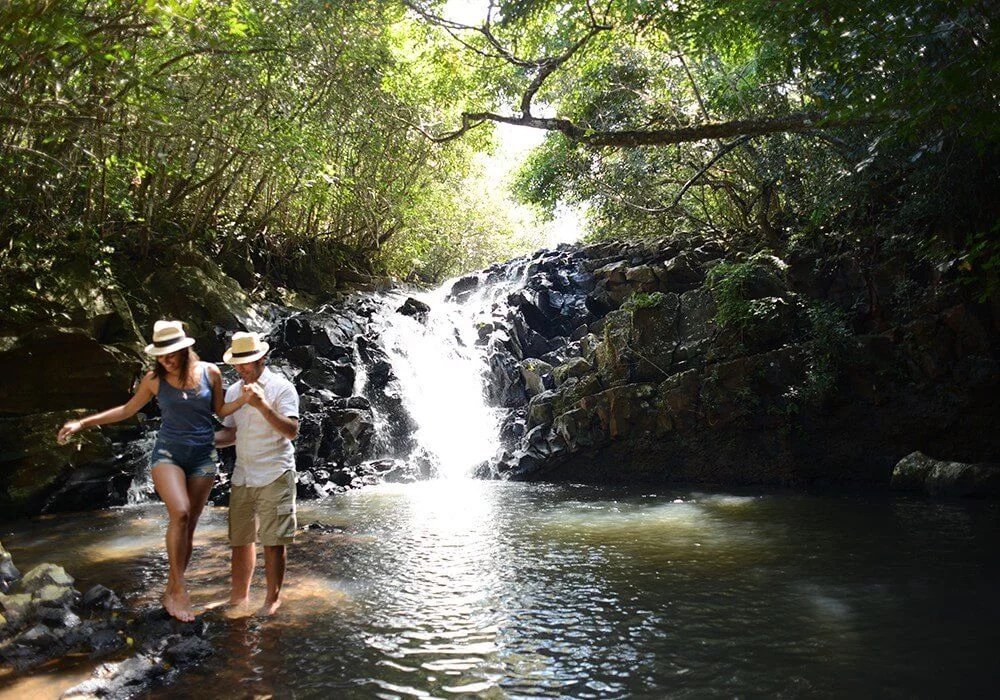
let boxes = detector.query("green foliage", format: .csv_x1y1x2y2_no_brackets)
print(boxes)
0,0,536,318
622,291,666,312
489,0,999,295
783,301,852,410
707,255,786,340
380,163,546,283
961,226,1000,303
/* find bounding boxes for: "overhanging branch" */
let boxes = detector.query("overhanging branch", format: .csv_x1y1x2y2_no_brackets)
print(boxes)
416,110,870,149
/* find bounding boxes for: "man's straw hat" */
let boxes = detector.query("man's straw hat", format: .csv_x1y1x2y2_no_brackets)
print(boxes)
144,320,195,356
224,331,269,365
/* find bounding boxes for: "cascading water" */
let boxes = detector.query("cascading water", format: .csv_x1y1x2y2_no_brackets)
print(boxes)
121,265,530,500
368,267,527,479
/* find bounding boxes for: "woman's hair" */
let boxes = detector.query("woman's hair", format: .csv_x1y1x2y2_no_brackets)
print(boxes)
153,347,200,384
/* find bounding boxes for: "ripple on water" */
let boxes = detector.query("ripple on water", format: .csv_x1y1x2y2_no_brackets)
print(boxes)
3,482,1000,699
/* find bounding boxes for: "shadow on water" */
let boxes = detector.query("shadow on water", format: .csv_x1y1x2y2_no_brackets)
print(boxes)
3,481,1000,698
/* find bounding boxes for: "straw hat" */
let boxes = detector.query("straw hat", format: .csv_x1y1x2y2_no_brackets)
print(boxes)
224,331,269,365
144,320,196,356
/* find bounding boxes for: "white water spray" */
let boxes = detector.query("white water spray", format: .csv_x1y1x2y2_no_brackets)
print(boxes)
372,270,526,479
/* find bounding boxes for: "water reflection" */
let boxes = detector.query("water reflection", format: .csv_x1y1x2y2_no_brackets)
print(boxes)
2,482,1000,698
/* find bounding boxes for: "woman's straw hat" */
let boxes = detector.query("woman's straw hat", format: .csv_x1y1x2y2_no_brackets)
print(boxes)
144,320,196,356
224,331,269,365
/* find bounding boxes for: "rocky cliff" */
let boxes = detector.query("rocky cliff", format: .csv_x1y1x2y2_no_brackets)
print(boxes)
468,236,998,487
2,234,997,518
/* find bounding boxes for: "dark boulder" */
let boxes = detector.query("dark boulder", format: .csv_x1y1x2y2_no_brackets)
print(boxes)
295,357,355,397
397,297,431,321
891,452,1000,497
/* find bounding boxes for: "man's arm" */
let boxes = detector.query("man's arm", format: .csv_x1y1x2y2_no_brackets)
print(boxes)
215,427,237,448
243,384,299,440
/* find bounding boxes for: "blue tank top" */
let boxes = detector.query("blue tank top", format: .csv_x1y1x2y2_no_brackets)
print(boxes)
157,364,215,445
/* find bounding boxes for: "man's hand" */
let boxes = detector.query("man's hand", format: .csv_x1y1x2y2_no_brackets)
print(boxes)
242,383,266,409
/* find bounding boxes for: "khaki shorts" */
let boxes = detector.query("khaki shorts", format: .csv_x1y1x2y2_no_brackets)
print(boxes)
229,471,297,547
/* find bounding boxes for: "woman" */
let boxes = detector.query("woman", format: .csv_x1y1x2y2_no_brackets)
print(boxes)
57,320,245,622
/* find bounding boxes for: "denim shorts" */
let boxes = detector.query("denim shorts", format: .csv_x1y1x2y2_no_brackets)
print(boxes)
150,440,219,478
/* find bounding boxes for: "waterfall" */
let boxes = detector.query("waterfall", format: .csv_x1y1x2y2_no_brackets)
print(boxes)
369,268,526,479
121,265,529,500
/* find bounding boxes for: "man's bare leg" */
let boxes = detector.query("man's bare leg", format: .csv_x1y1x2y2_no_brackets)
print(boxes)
258,545,286,616
230,543,255,607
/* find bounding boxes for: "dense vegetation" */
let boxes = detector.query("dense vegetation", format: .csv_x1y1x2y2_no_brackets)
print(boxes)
405,0,997,301
1,0,996,327
0,0,539,325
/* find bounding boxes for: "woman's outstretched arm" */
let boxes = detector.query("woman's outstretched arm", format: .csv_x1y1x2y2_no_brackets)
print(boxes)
57,371,157,443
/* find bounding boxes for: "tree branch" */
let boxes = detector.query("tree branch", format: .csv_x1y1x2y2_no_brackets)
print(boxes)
417,110,870,148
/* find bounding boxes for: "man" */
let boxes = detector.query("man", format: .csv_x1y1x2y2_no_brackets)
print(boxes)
215,331,299,616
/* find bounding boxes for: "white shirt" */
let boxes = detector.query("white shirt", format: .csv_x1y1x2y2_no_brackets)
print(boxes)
223,367,299,487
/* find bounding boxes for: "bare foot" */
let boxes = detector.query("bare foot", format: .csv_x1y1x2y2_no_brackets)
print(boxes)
256,598,282,617
162,589,195,623
228,596,250,608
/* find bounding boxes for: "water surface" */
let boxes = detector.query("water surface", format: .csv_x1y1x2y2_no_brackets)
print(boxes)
2,481,999,698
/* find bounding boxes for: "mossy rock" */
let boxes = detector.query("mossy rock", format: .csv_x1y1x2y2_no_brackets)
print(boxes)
0,328,141,414
142,264,252,360
0,411,118,518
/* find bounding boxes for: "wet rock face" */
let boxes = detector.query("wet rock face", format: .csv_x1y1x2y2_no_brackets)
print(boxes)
260,297,424,498
478,235,999,489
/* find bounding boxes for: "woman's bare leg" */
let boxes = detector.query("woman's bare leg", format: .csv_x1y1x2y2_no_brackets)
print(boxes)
152,463,195,622
182,476,215,571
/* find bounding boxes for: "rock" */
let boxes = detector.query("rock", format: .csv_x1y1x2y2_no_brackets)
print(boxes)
658,252,705,291
164,635,213,664
891,452,1000,497
143,263,254,361
526,392,555,429
88,627,126,654
296,357,356,397
35,606,81,628
552,357,592,386
382,463,420,483
0,328,141,413
33,583,79,607
319,408,375,465
579,333,600,361
625,265,658,285
300,521,344,533
0,541,20,594
46,265,145,348
19,563,74,592
519,359,554,397
82,584,123,611
0,411,127,517
448,274,480,301
656,369,701,431
63,655,168,699
18,622,58,647
485,350,527,407
552,408,600,450
0,592,33,628
397,297,431,321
